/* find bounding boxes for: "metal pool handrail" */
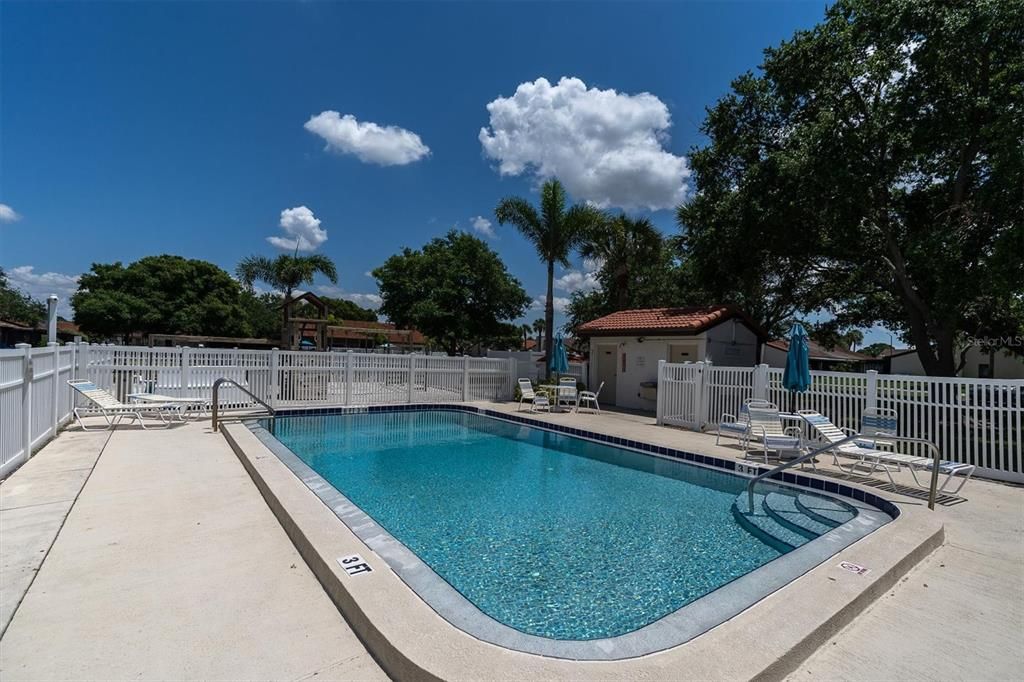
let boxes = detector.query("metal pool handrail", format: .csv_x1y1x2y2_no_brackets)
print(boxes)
211,377,275,433
746,433,944,512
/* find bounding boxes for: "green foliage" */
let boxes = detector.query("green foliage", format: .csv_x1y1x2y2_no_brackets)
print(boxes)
0,267,46,325
235,253,338,296
860,342,895,357
239,291,284,339
804,321,864,352
235,252,339,345
566,226,694,337
677,0,1023,374
320,296,377,323
495,179,606,361
72,256,254,340
373,230,530,355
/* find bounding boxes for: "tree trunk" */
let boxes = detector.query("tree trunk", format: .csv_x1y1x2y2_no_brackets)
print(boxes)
545,260,555,379
615,266,629,310
281,289,292,350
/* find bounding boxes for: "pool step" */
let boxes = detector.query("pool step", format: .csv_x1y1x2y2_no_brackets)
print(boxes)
732,493,811,553
795,493,857,527
763,492,832,539
733,490,858,552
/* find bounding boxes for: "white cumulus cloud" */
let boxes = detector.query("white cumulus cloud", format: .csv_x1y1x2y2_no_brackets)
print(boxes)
0,203,20,222
315,284,383,310
531,295,570,314
267,206,328,252
5,266,80,316
554,258,603,294
479,76,690,210
470,215,495,238
305,111,430,166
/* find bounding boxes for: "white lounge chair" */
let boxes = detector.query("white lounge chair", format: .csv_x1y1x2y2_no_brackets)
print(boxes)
68,380,176,430
575,382,604,413
517,379,550,413
800,410,974,495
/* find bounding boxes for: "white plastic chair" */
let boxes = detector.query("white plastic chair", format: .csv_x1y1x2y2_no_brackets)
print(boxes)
557,376,578,408
575,382,604,413
518,379,550,413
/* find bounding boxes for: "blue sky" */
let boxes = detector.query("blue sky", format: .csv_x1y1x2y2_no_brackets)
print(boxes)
0,1,893,345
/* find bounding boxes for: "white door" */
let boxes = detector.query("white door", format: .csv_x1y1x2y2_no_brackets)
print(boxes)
596,345,617,406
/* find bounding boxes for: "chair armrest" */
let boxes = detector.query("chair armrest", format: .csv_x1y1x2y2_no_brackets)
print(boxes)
719,412,738,423
779,413,804,422
839,426,859,436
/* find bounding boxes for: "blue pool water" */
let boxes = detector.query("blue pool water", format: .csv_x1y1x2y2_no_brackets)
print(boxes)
267,410,851,640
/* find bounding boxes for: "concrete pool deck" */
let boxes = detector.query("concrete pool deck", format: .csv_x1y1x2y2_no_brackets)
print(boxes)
0,403,1021,680
0,420,386,681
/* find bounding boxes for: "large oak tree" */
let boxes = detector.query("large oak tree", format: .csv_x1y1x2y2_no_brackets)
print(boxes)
678,0,1023,374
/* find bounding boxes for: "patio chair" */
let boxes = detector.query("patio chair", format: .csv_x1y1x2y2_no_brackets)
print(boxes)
557,376,578,408
856,407,899,450
745,403,804,463
799,410,974,495
68,380,176,430
518,379,550,413
717,400,801,461
575,382,604,413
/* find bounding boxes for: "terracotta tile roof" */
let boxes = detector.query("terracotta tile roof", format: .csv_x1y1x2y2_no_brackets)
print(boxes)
767,338,872,362
578,306,765,338
328,320,426,345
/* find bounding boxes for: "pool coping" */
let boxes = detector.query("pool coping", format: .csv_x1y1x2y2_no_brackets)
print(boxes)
222,405,945,681
245,406,892,660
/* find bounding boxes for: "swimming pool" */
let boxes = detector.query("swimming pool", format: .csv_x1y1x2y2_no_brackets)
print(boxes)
253,407,891,657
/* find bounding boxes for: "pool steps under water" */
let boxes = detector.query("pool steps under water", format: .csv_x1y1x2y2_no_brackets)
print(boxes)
732,491,857,552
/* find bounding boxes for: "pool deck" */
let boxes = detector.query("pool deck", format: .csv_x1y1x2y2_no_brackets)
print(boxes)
0,402,1021,680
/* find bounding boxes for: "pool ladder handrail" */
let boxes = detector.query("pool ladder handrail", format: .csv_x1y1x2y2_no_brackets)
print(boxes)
746,432,943,512
211,377,275,433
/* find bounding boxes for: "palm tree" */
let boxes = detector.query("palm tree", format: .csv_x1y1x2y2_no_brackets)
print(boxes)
495,179,605,365
520,323,532,350
532,318,545,352
236,253,338,347
579,214,663,310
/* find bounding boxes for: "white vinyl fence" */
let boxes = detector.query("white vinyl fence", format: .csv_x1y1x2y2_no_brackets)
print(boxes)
656,361,1024,482
1,343,79,478
0,343,517,478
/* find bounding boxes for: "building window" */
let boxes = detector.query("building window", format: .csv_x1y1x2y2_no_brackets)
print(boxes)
978,363,992,378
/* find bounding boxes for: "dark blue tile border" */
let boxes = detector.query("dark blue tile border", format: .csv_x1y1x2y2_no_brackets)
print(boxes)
266,403,900,521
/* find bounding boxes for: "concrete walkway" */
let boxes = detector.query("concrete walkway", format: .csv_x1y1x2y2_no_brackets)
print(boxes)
0,422,386,681
1,428,110,634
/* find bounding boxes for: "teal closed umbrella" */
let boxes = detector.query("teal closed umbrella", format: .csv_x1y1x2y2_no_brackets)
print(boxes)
782,323,812,411
549,334,569,377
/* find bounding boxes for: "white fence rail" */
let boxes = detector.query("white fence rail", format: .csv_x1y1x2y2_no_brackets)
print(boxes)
657,361,1024,482
1,343,517,478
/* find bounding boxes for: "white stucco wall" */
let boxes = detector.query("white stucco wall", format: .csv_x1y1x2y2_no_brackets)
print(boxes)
586,321,761,411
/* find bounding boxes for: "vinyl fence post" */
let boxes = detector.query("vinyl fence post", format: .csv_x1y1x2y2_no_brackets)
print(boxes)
656,360,666,426
865,370,878,411
180,346,191,399
753,363,769,401
17,344,32,460
269,348,279,409
508,357,517,400
462,355,470,402
407,355,415,403
694,361,706,431
49,342,60,438
345,351,354,406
